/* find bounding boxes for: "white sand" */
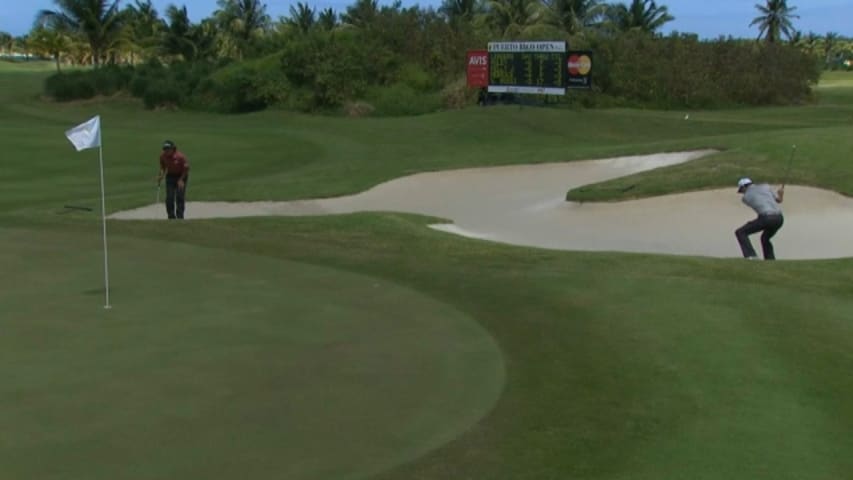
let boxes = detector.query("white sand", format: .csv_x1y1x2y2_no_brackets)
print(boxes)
111,150,853,259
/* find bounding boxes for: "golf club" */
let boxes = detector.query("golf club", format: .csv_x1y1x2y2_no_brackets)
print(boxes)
156,169,165,204
782,144,797,188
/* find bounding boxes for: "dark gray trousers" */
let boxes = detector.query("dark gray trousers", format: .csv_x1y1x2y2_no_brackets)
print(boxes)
736,213,784,260
165,175,188,219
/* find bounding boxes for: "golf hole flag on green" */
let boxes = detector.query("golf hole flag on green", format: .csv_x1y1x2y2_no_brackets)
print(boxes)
65,115,101,151
65,115,111,309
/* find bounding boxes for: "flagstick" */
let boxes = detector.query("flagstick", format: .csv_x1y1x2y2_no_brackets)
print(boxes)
64,115,110,308
98,144,111,309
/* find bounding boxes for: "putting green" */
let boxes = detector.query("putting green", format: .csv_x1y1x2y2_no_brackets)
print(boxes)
0,227,505,480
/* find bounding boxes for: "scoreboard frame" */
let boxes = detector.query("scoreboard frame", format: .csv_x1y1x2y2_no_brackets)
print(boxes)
487,41,568,95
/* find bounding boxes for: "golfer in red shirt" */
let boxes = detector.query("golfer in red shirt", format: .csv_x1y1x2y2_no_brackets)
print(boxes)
157,140,190,219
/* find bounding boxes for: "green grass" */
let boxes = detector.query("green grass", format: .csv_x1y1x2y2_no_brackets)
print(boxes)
0,59,58,72
2,62,853,479
0,227,504,480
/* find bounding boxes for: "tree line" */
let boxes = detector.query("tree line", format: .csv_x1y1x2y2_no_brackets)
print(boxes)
0,0,848,114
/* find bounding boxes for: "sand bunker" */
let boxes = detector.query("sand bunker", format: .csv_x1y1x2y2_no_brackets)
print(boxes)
111,150,853,259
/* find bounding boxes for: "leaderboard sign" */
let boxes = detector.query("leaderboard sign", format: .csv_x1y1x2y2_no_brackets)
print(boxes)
488,41,567,95
467,42,592,95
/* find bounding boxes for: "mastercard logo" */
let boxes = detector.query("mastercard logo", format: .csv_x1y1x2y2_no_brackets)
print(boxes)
568,55,592,76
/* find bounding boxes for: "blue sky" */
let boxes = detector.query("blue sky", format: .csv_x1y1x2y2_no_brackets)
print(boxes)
2,0,850,38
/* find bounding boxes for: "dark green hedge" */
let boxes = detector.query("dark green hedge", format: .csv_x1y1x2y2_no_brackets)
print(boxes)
583,32,821,108
44,66,133,101
43,32,821,114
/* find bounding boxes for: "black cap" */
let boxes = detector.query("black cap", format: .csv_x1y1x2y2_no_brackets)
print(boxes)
162,140,176,150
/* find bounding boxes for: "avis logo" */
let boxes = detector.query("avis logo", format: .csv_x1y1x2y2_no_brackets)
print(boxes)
469,56,487,65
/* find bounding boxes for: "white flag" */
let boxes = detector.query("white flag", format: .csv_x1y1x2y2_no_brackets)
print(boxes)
65,116,101,151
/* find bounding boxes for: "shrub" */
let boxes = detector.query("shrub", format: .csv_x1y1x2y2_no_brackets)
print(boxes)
395,63,437,92
143,79,182,109
440,76,476,110
343,101,375,117
45,66,133,101
134,58,165,78
280,30,395,109
129,74,150,98
44,71,96,101
279,87,315,112
90,65,132,96
124,60,220,110
587,32,820,109
191,53,288,113
366,83,443,116
171,61,215,93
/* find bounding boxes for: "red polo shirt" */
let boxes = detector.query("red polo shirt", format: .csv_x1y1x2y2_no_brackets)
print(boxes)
160,150,189,177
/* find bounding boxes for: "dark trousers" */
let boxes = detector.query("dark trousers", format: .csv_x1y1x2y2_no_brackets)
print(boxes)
165,175,188,219
735,214,784,260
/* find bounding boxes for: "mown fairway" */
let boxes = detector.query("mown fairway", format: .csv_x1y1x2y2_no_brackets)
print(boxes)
2,61,852,479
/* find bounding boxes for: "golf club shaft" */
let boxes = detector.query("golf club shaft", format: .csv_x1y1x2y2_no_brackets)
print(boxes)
782,145,796,187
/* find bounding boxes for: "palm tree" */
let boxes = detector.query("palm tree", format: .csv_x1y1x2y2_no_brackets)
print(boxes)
0,32,13,56
55,34,84,64
823,32,839,66
793,31,820,60
36,0,124,66
14,35,32,60
123,0,165,63
214,0,271,59
162,5,198,61
195,18,221,60
477,0,551,39
28,26,73,71
342,0,380,29
750,0,798,43
287,2,316,34
439,0,480,28
789,29,801,45
605,0,673,34
318,8,338,31
544,0,604,35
